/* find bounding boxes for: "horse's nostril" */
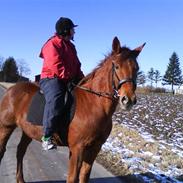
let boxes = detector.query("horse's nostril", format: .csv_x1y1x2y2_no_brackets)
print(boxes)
131,95,137,105
121,95,136,106
121,96,129,105
133,98,137,105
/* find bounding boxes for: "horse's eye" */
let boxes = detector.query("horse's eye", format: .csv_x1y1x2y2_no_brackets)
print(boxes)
115,65,119,70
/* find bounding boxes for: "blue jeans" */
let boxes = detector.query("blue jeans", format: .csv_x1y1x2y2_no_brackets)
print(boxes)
39,78,67,137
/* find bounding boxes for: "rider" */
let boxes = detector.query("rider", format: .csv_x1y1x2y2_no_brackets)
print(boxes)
39,17,84,150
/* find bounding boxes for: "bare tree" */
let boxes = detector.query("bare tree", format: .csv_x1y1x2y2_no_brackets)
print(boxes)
147,67,154,88
137,70,146,86
153,70,162,88
17,59,31,76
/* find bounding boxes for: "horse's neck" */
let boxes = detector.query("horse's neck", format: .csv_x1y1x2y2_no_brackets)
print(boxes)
84,63,111,91
82,63,118,115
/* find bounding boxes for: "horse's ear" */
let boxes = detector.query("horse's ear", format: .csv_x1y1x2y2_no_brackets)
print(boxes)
133,42,146,57
112,37,121,54
134,42,146,52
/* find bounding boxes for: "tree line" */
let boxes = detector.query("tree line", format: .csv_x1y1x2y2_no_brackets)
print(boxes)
0,52,182,90
137,52,182,92
0,56,31,82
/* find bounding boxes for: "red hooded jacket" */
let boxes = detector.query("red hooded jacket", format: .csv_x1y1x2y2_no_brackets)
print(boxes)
40,34,84,82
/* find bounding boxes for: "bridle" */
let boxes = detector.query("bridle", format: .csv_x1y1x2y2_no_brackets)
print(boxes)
111,62,136,98
74,62,136,100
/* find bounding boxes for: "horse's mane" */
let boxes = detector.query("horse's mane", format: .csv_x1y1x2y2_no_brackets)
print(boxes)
79,46,131,85
79,54,110,85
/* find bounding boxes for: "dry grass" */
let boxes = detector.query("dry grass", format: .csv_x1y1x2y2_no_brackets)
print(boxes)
97,122,183,181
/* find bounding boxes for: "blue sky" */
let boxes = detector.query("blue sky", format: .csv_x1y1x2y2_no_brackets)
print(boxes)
0,0,183,81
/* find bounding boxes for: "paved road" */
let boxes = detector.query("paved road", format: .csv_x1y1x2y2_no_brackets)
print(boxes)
0,85,122,183
0,85,6,98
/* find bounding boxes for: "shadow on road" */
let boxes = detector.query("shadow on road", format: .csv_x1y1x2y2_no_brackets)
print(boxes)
27,176,123,183
27,173,183,183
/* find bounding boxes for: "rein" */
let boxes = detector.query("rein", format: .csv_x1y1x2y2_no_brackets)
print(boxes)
73,63,136,100
74,84,116,100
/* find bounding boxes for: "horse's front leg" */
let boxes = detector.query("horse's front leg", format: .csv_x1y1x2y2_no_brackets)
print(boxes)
16,132,32,183
79,144,101,183
79,161,92,183
67,144,84,183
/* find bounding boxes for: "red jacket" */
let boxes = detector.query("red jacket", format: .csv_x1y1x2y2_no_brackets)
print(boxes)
40,34,84,82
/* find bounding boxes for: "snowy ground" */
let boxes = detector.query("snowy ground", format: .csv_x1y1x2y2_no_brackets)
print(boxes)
97,93,183,183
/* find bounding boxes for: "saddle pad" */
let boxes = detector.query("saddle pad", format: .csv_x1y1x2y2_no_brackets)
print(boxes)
27,90,76,126
27,91,46,125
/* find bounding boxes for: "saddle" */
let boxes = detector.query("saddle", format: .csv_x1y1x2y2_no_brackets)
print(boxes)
27,86,76,144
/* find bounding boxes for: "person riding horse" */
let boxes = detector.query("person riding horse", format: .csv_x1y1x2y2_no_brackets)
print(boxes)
39,17,84,150
0,35,145,183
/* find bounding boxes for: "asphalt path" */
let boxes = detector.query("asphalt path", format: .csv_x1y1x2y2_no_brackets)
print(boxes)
0,85,123,183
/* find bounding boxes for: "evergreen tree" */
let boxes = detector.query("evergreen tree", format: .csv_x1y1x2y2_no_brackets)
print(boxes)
137,70,146,86
0,56,4,71
162,52,183,92
0,56,4,81
2,57,19,82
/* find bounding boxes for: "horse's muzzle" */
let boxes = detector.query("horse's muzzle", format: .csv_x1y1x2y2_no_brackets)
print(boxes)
119,94,136,110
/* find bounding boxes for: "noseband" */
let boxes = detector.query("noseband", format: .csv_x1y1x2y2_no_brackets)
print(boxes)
74,63,136,100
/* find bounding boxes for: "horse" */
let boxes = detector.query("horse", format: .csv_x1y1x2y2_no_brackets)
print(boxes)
0,37,145,183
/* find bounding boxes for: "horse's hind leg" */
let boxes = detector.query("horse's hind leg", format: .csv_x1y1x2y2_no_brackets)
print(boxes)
16,131,32,183
0,92,17,164
0,124,16,164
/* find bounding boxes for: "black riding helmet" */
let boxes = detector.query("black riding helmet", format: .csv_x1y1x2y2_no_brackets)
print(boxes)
55,17,78,36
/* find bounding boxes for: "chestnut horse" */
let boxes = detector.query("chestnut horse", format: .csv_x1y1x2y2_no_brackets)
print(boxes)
0,37,145,183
